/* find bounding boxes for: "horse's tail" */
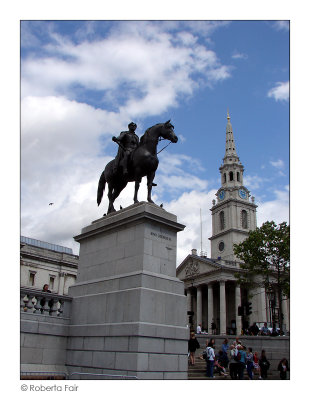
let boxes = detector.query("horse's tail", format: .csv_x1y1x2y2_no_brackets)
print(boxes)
97,171,106,206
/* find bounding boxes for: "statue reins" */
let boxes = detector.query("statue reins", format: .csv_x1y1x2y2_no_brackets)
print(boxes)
157,137,172,154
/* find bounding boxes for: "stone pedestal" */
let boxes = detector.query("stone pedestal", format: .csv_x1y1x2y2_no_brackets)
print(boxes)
67,202,188,379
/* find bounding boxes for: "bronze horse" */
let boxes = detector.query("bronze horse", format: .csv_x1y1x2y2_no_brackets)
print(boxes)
97,121,178,214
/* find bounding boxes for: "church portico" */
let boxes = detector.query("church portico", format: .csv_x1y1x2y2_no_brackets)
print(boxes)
182,265,243,335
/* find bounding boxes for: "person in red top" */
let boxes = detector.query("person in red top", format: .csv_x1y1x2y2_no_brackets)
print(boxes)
253,351,261,378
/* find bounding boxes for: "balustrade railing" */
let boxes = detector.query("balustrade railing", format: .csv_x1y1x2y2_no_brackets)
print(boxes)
20,287,72,318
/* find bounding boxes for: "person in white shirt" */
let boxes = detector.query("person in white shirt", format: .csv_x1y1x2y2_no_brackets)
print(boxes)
196,324,202,334
206,342,215,378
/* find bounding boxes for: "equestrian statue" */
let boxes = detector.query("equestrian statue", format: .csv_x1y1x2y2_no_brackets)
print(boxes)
97,120,178,214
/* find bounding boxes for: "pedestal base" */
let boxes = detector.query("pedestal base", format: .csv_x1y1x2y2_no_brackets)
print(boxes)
67,202,188,379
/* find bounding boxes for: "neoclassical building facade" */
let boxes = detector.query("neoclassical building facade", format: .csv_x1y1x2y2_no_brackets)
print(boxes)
176,112,289,335
20,236,78,295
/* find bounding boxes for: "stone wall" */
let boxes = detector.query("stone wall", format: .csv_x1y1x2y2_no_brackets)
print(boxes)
20,288,72,376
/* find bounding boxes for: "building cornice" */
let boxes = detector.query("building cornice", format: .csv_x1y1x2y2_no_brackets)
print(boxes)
20,249,78,269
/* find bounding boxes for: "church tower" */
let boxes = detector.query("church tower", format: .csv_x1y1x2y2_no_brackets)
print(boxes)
209,111,257,262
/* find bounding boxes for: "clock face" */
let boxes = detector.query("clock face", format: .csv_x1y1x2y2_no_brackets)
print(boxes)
219,241,225,251
219,190,226,200
238,189,247,199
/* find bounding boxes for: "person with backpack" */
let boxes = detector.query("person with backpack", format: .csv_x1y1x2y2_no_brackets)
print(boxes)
259,350,270,379
203,340,215,378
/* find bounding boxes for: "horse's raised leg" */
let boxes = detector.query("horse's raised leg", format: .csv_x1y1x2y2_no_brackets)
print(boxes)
134,180,141,203
147,172,156,203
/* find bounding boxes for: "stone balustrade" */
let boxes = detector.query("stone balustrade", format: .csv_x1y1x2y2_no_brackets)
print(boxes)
20,286,72,318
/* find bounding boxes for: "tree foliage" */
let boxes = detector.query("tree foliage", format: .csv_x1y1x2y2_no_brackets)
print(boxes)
233,221,290,298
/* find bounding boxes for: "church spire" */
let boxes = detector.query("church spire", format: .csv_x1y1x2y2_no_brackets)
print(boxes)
219,110,244,188
224,109,239,160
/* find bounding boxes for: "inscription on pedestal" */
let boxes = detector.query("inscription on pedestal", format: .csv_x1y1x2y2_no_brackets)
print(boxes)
150,231,172,241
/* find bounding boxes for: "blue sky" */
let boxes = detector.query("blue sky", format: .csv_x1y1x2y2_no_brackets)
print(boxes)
20,20,289,263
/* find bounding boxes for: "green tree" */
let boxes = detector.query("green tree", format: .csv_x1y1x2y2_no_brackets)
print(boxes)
233,221,290,331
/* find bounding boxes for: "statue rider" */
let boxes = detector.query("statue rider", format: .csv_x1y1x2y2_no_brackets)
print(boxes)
112,122,139,176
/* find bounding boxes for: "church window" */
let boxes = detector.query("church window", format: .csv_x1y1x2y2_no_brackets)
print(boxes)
219,211,225,230
49,275,56,290
237,172,240,181
223,173,226,183
29,271,36,286
241,210,248,228
229,171,234,181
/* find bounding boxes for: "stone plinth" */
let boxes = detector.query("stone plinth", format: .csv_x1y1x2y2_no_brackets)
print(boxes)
67,202,188,379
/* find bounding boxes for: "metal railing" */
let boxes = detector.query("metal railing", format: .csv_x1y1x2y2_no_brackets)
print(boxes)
20,371,68,379
69,372,138,380
20,371,138,380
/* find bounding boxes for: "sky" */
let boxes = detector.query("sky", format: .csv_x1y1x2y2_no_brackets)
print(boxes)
3,2,310,395
20,19,290,264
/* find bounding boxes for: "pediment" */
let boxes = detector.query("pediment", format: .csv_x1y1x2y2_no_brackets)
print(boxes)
176,255,220,281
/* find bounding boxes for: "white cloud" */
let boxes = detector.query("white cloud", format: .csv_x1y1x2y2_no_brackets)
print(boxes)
243,175,268,190
232,51,248,60
256,187,289,226
21,22,231,116
165,190,217,265
272,21,290,32
267,81,289,102
270,159,285,169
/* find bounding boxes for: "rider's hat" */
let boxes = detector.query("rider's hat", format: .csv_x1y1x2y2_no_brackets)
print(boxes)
128,122,137,129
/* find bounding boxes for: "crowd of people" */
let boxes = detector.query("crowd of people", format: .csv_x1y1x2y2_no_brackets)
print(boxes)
188,332,289,380
246,322,285,336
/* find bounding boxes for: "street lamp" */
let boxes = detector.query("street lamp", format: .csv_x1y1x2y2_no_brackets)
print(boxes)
266,286,275,327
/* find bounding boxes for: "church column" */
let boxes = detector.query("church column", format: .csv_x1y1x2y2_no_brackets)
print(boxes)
186,288,192,313
58,272,65,295
207,283,214,333
235,283,242,335
196,286,202,328
219,280,227,335
259,286,267,322
282,297,289,333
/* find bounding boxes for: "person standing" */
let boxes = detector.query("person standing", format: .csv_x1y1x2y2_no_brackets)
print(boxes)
237,345,247,380
253,351,261,378
278,358,289,380
229,344,239,380
196,324,202,334
221,338,229,368
205,341,215,378
188,332,200,366
259,350,270,379
246,347,254,380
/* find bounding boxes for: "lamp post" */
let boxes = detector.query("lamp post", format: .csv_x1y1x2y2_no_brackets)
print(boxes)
266,286,275,327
